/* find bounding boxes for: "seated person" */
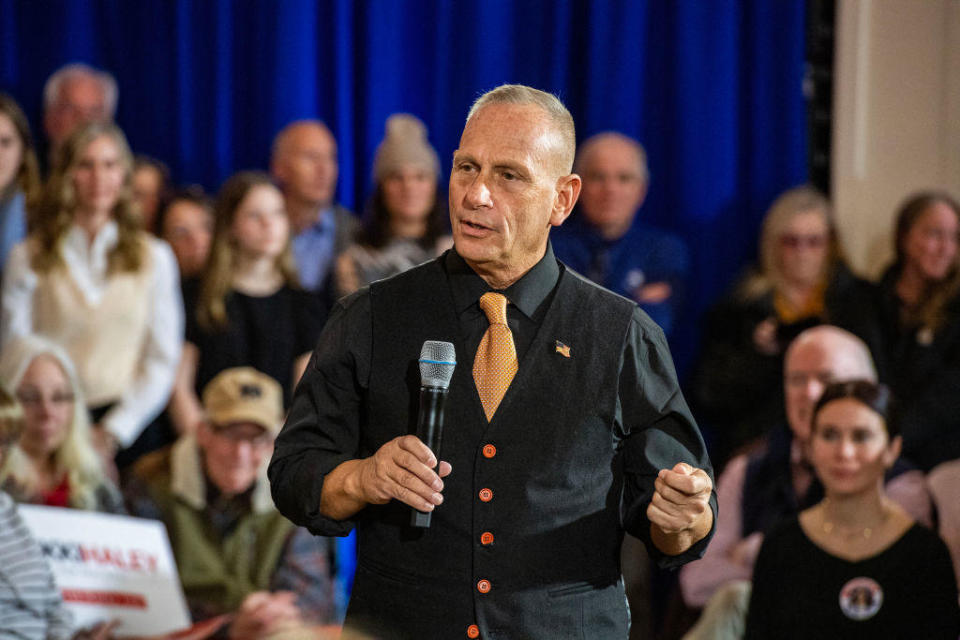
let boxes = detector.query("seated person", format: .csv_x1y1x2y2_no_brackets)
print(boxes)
691,186,866,465
0,335,124,512
169,172,323,437
679,326,931,638
159,186,214,281
125,367,337,638
842,191,960,472
334,113,451,296
0,383,75,639
745,380,959,638
551,132,688,337
131,155,170,235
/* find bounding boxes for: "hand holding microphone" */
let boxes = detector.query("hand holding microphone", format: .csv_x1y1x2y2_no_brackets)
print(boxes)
347,341,456,523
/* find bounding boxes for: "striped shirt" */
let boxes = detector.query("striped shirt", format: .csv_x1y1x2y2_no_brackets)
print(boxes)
0,492,73,639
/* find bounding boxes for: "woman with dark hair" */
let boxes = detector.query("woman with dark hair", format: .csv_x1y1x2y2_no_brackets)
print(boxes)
0,122,182,463
692,186,866,465
334,113,450,296
745,380,958,638
843,191,960,472
0,93,41,277
169,172,323,436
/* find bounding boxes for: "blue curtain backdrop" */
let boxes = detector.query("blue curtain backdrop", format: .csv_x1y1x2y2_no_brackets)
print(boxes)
0,0,807,369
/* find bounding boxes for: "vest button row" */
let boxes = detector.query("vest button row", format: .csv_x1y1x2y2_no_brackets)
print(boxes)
477,579,491,594
478,488,493,502
467,623,481,638
482,444,496,458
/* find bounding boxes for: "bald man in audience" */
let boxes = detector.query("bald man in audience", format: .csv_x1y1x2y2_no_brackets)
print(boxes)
271,121,358,299
42,63,117,161
678,325,932,639
552,132,689,336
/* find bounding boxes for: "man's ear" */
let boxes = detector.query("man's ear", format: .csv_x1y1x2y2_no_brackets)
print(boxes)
550,173,582,228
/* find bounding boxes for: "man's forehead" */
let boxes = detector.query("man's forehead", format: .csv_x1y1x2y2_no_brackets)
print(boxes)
787,342,862,377
61,76,104,103
458,104,560,167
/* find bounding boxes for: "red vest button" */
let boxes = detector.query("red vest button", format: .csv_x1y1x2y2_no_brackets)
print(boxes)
478,488,493,502
480,531,494,545
477,579,491,594
482,444,497,458
467,624,480,638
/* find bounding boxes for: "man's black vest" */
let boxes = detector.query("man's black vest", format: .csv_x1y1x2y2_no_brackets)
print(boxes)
345,259,636,639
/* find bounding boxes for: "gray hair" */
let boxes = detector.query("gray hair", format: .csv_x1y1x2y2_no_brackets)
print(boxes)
786,325,878,382
466,84,576,174
575,132,649,184
43,63,118,117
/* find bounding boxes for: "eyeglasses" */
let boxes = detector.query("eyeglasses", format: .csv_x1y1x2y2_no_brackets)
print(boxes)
16,390,75,408
211,426,273,448
780,234,828,249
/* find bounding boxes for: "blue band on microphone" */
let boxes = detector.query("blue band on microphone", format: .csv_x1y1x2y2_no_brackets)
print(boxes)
419,359,456,366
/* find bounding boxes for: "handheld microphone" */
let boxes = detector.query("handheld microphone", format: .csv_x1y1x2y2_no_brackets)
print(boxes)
410,340,456,528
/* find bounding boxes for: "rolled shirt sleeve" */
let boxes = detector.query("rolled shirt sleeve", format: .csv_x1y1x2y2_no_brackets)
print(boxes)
618,309,718,569
269,289,372,537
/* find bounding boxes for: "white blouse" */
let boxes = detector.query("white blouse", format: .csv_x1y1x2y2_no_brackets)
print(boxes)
1,222,184,447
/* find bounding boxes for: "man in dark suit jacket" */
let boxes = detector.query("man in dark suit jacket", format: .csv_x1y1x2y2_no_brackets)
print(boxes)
269,84,716,639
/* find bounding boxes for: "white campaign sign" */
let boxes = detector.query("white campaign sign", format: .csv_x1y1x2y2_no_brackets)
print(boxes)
18,505,191,636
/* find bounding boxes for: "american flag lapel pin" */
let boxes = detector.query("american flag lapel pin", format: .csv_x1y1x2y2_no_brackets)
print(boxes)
555,340,571,358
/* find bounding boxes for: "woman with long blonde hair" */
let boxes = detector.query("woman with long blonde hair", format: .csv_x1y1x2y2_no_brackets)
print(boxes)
169,171,323,435
0,122,182,466
692,186,866,466
0,334,123,512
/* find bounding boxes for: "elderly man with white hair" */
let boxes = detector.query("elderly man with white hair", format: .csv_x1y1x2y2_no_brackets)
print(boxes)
42,62,118,160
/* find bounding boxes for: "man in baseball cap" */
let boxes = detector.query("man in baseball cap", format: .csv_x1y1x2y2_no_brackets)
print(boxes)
125,368,338,638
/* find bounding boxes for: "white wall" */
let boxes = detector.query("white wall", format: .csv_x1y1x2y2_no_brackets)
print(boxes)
833,0,960,279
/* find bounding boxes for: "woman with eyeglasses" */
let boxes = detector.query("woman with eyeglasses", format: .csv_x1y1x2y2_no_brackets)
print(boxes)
693,186,866,466
0,334,124,513
745,380,958,638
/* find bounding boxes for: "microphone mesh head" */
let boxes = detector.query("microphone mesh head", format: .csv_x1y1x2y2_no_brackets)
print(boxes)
419,341,456,389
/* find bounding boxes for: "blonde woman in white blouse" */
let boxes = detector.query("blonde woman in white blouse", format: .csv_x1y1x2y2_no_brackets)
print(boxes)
1,122,182,462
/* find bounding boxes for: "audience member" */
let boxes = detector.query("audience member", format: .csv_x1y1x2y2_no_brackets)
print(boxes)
270,120,358,299
159,186,214,280
0,94,41,278
552,132,689,337
0,335,124,512
1,122,182,467
0,383,76,639
169,172,323,436
131,154,170,234
334,113,451,296
692,186,865,465
679,326,931,639
125,367,337,638
42,63,117,163
745,381,959,638
842,191,960,472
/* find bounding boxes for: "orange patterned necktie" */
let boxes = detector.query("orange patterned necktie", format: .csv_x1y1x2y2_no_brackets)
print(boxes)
473,292,518,421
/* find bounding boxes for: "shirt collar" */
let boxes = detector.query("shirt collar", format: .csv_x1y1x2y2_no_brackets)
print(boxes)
445,242,561,320
65,219,118,253
309,205,336,233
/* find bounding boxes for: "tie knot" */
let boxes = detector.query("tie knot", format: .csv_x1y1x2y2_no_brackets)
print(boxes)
479,292,509,325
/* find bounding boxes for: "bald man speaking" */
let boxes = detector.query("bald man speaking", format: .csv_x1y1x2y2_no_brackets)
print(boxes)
270,85,716,639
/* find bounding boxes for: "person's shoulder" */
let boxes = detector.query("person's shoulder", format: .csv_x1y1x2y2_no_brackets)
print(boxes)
128,444,174,485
